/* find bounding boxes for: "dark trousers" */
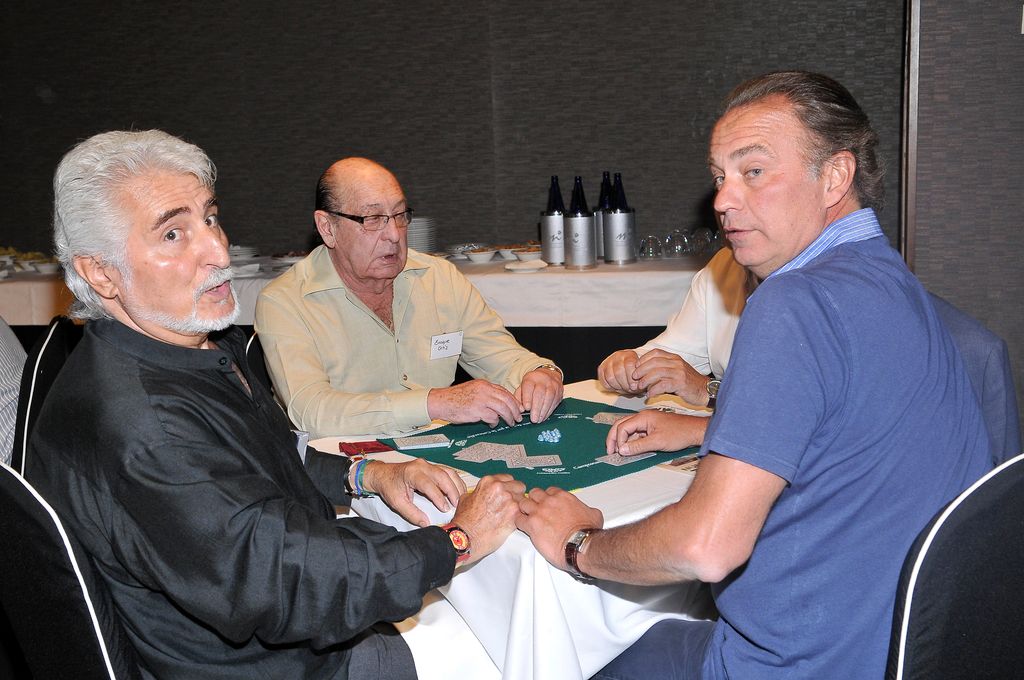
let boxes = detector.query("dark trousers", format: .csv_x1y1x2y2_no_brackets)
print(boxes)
591,619,715,680
348,622,418,680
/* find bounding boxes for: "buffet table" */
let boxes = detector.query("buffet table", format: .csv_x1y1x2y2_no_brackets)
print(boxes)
311,380,715,680
1,255,709,379
0,255,707,328
0,272,76,325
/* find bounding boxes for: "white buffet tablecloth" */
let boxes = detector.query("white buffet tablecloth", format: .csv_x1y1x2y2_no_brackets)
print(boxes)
0,272,77,325
0,255,708,328
446,256,707,327
310,380,715,680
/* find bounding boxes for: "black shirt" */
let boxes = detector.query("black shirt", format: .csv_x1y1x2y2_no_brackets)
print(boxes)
27,319,455,679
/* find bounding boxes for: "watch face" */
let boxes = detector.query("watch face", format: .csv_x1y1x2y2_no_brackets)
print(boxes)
447,527,470,554
707,379,721,398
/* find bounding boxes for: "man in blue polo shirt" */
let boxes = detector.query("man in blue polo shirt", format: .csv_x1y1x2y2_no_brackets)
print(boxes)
516,71,991,679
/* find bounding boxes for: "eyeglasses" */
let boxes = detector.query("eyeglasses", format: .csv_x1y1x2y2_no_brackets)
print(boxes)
322,208,414,232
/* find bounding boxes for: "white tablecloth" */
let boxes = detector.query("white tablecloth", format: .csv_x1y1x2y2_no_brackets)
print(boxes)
447,256,706,327
311,380,714,680
0,273,76,325
1,255,707,328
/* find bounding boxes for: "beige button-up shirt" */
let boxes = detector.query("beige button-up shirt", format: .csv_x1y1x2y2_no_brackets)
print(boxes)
255,246,551,437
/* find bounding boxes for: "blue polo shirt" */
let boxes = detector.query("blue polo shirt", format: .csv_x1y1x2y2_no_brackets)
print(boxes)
699,210,990,679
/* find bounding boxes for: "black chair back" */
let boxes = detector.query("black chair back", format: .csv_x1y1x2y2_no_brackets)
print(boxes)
0,462,142,679
887,452,1024,679
245,332,274,394
11,316,81,475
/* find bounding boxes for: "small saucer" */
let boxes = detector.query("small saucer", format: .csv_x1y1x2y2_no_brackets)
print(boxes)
505,260,548,273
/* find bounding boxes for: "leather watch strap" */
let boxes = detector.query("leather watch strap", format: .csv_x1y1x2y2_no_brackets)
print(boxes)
564,528,598,582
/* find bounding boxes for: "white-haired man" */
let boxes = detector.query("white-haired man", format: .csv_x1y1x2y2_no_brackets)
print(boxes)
27,129,523,679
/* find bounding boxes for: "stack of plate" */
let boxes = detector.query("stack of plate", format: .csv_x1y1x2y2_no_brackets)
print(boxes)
229,245,260,261
406,216,436,252
270,254,306,272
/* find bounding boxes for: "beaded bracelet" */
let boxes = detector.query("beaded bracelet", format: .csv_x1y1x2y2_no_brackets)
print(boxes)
349,459,376,499
344,456,368,498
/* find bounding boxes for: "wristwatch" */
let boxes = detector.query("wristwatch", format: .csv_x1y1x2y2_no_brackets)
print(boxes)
534,363,563,379
564,528,599,583
706,378,721,409
441,523,471,564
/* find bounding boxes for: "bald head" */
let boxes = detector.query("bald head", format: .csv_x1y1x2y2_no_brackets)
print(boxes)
315,157,402,214
312,157,409,292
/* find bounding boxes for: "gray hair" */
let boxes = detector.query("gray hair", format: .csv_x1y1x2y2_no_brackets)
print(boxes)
721,71,885,211
53,130,216,319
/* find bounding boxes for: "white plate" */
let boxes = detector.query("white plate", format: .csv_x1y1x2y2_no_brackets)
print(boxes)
505,260,548,273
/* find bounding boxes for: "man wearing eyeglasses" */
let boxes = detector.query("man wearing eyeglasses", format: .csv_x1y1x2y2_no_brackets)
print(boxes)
256,157,563,438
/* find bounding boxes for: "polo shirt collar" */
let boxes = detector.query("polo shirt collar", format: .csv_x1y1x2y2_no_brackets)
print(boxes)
769,207,884,279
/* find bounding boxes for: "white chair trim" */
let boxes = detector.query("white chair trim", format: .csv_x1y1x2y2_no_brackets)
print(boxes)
892,451,1024,679
244,332,258,357
17,320,62,476
1,461,119,680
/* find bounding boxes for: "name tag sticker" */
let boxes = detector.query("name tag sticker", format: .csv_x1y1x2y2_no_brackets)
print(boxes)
430,331,464,360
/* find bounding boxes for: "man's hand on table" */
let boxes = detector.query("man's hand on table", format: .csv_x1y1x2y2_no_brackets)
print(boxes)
450,474,526,565
599,349,712,406
516,487,604,572
514,367,564,423
631,349,711,405
427,380,523,428
598,350,643,395
362,459,466,527
606,410,709,457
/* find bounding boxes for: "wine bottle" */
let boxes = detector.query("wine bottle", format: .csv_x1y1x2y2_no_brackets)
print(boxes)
594,171,612,259
540,176,566,265
611,172,630,211
604,172,637,264
565,176,596,270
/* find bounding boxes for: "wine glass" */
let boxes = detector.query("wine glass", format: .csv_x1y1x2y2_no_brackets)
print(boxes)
690,226,713,255
638,234,663,259
663,230,691,258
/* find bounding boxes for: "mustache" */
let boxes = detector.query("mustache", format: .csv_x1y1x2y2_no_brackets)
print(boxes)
194,267,234,301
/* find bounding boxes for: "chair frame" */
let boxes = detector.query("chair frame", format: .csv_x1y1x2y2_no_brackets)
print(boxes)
0,461,121,679
13,318,68,475
888,451,1024,679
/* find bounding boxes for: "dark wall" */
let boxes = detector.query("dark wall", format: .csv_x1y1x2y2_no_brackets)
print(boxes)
911,1,1024,430
2,1,905,256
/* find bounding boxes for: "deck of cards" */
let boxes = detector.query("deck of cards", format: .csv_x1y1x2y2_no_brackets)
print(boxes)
392,433,451,450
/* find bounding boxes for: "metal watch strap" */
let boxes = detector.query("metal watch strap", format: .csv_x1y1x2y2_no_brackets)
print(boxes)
534,363,563,379
564,528,598,583
706,378,721,409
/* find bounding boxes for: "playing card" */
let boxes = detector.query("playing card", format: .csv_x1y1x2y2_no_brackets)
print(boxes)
592,412,629,426
520,454,562,468
453,442,500,462
596,451,655,466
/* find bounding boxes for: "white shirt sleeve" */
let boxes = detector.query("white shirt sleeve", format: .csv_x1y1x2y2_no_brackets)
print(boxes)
635,248,750,378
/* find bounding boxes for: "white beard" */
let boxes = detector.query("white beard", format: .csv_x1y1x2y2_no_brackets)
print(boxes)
122,267,240,334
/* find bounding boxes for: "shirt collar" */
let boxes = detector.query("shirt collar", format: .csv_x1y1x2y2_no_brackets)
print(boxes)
769,207,884,279
301,245,431,297
89,318,241,373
